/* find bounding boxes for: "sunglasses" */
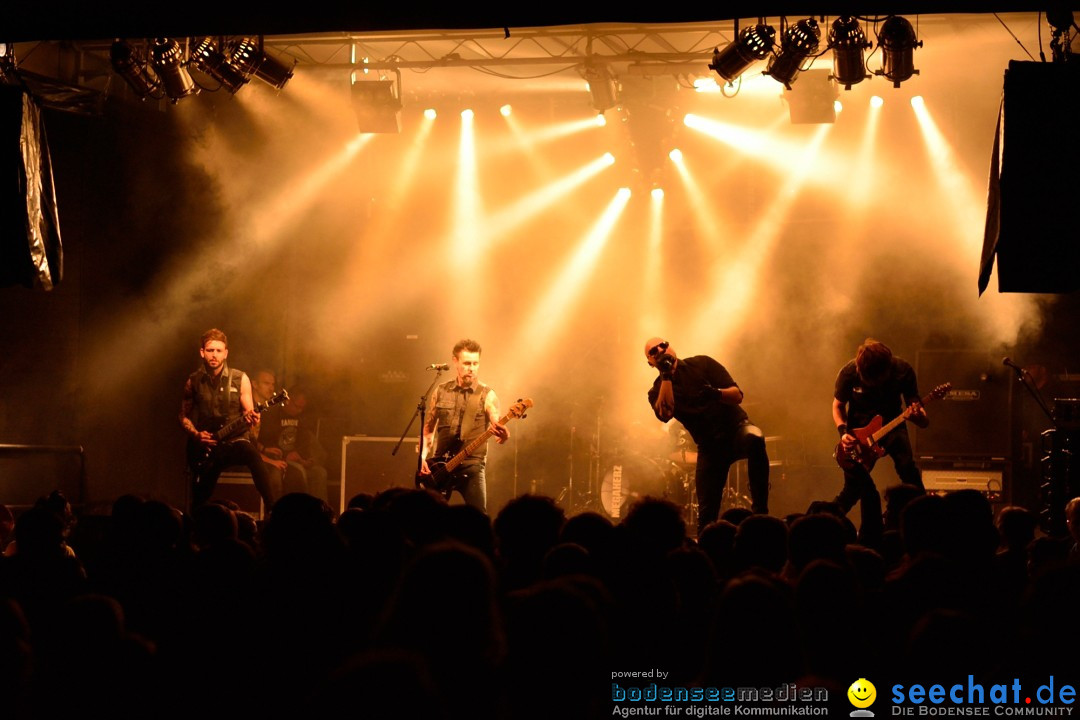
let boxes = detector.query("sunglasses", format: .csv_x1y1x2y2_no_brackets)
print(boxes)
647,341,669,358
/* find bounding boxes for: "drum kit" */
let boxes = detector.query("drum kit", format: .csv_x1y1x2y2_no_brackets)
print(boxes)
571,424,753,527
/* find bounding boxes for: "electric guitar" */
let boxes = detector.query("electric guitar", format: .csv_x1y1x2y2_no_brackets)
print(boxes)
187,389,289,476
834,383,951,472
418,398,533,495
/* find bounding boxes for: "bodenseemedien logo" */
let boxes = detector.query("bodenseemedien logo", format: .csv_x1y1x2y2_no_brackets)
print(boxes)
849,679,877,717
610,669,831,716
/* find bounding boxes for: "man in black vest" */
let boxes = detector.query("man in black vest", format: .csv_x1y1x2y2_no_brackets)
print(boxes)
419,338,509,512
180,328,276,512
645,337,770,533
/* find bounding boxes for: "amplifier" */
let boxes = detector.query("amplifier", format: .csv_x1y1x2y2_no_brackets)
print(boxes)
339,435,420,511
922,468,1004,498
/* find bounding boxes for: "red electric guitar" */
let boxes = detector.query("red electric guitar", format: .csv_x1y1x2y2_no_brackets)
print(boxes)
834,383,951,472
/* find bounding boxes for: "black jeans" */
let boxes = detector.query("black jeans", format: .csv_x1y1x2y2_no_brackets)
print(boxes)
191,439,276,512
446,460,487,513
694,422,770,532
835,427,923,546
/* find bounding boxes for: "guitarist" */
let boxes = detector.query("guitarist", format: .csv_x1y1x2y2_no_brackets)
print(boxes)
179,328,276,513
418,338,509,512
831,338,928,547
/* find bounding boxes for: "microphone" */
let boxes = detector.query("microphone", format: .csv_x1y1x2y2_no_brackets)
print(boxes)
427,363,450,371
1003,357,1026,375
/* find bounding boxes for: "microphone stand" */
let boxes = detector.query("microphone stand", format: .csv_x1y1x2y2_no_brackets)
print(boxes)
1007,361,1068,536
393,368,445,479
1006,362,1056,428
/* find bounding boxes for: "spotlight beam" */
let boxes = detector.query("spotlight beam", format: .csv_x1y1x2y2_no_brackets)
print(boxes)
479,153,616,248
684,113,847,185
689,125,831,346
911,99,984,254
506,188,631,388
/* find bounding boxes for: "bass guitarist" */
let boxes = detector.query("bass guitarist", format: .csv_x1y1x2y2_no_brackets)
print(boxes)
832,338,928,547
180,328,276,513
419,338,509,513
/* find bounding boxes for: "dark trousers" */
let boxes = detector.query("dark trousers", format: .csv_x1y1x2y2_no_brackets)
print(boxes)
695,422,770,532
835,428,923,546
446,461,487,514
191,439,276,512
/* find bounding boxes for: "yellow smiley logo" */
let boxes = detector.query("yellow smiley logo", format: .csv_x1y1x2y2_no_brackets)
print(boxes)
848,678,876,709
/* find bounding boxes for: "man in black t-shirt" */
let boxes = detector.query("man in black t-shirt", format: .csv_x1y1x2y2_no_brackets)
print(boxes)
832,338,928,546
646,337,770,533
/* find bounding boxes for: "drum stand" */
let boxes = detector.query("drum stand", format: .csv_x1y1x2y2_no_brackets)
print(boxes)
566,408,604,515
674,463,699,531
722,460,753,512
580,411,604,513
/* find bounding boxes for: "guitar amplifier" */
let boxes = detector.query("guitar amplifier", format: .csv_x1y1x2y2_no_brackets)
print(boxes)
922,468,1004,499
339,435,420,511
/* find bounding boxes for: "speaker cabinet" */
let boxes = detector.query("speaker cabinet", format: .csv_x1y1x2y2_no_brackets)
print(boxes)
0,446,84,509
915,350,1011,459
339,435,420,509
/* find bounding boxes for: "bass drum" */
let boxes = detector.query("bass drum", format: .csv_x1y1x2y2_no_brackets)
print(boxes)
600,455,672,521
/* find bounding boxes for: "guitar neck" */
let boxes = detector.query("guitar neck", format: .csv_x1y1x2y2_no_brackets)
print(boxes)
444,409,516,473
214,414,250,442
870,389,937,444
212,396,275,442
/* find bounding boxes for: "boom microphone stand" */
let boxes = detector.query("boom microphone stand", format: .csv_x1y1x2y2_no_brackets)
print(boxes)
1004,357,1068,536
393,366,446,479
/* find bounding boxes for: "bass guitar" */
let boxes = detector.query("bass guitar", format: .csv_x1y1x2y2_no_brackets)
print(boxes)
834,383,951,472
418,398,533,495
187,389,289,476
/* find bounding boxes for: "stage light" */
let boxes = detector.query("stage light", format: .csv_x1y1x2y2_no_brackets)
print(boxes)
595,114,607,127
190,37,249,93
231,37,295,90
828,16,871,90
350,76,402,133
110,40,160,99
765,18,821,90
783,68,837,124
424,108,437,120
910,95,924,109
582,60,618,113
461,109,474,120
876,16,922,88
708,24,776,86
870,95,884,108
500,104,512,117
149,38,197,102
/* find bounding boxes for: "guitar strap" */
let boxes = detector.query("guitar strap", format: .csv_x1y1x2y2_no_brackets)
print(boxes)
457,383,489,444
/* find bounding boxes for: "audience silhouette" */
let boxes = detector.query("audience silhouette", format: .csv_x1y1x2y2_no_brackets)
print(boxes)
0,484,1077,719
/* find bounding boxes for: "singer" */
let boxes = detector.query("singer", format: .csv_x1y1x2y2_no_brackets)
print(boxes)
418,338,509,512
645,337,770,533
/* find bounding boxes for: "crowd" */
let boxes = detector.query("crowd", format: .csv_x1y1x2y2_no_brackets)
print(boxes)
0,485,1078,720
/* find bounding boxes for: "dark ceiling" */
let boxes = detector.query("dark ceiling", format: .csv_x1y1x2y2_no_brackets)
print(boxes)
8,3,1046,42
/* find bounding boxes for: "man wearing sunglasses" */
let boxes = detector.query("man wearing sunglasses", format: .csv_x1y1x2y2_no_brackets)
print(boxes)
645,337,770,533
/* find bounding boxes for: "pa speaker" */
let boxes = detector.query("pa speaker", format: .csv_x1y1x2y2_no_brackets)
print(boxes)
992,61,1080,293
